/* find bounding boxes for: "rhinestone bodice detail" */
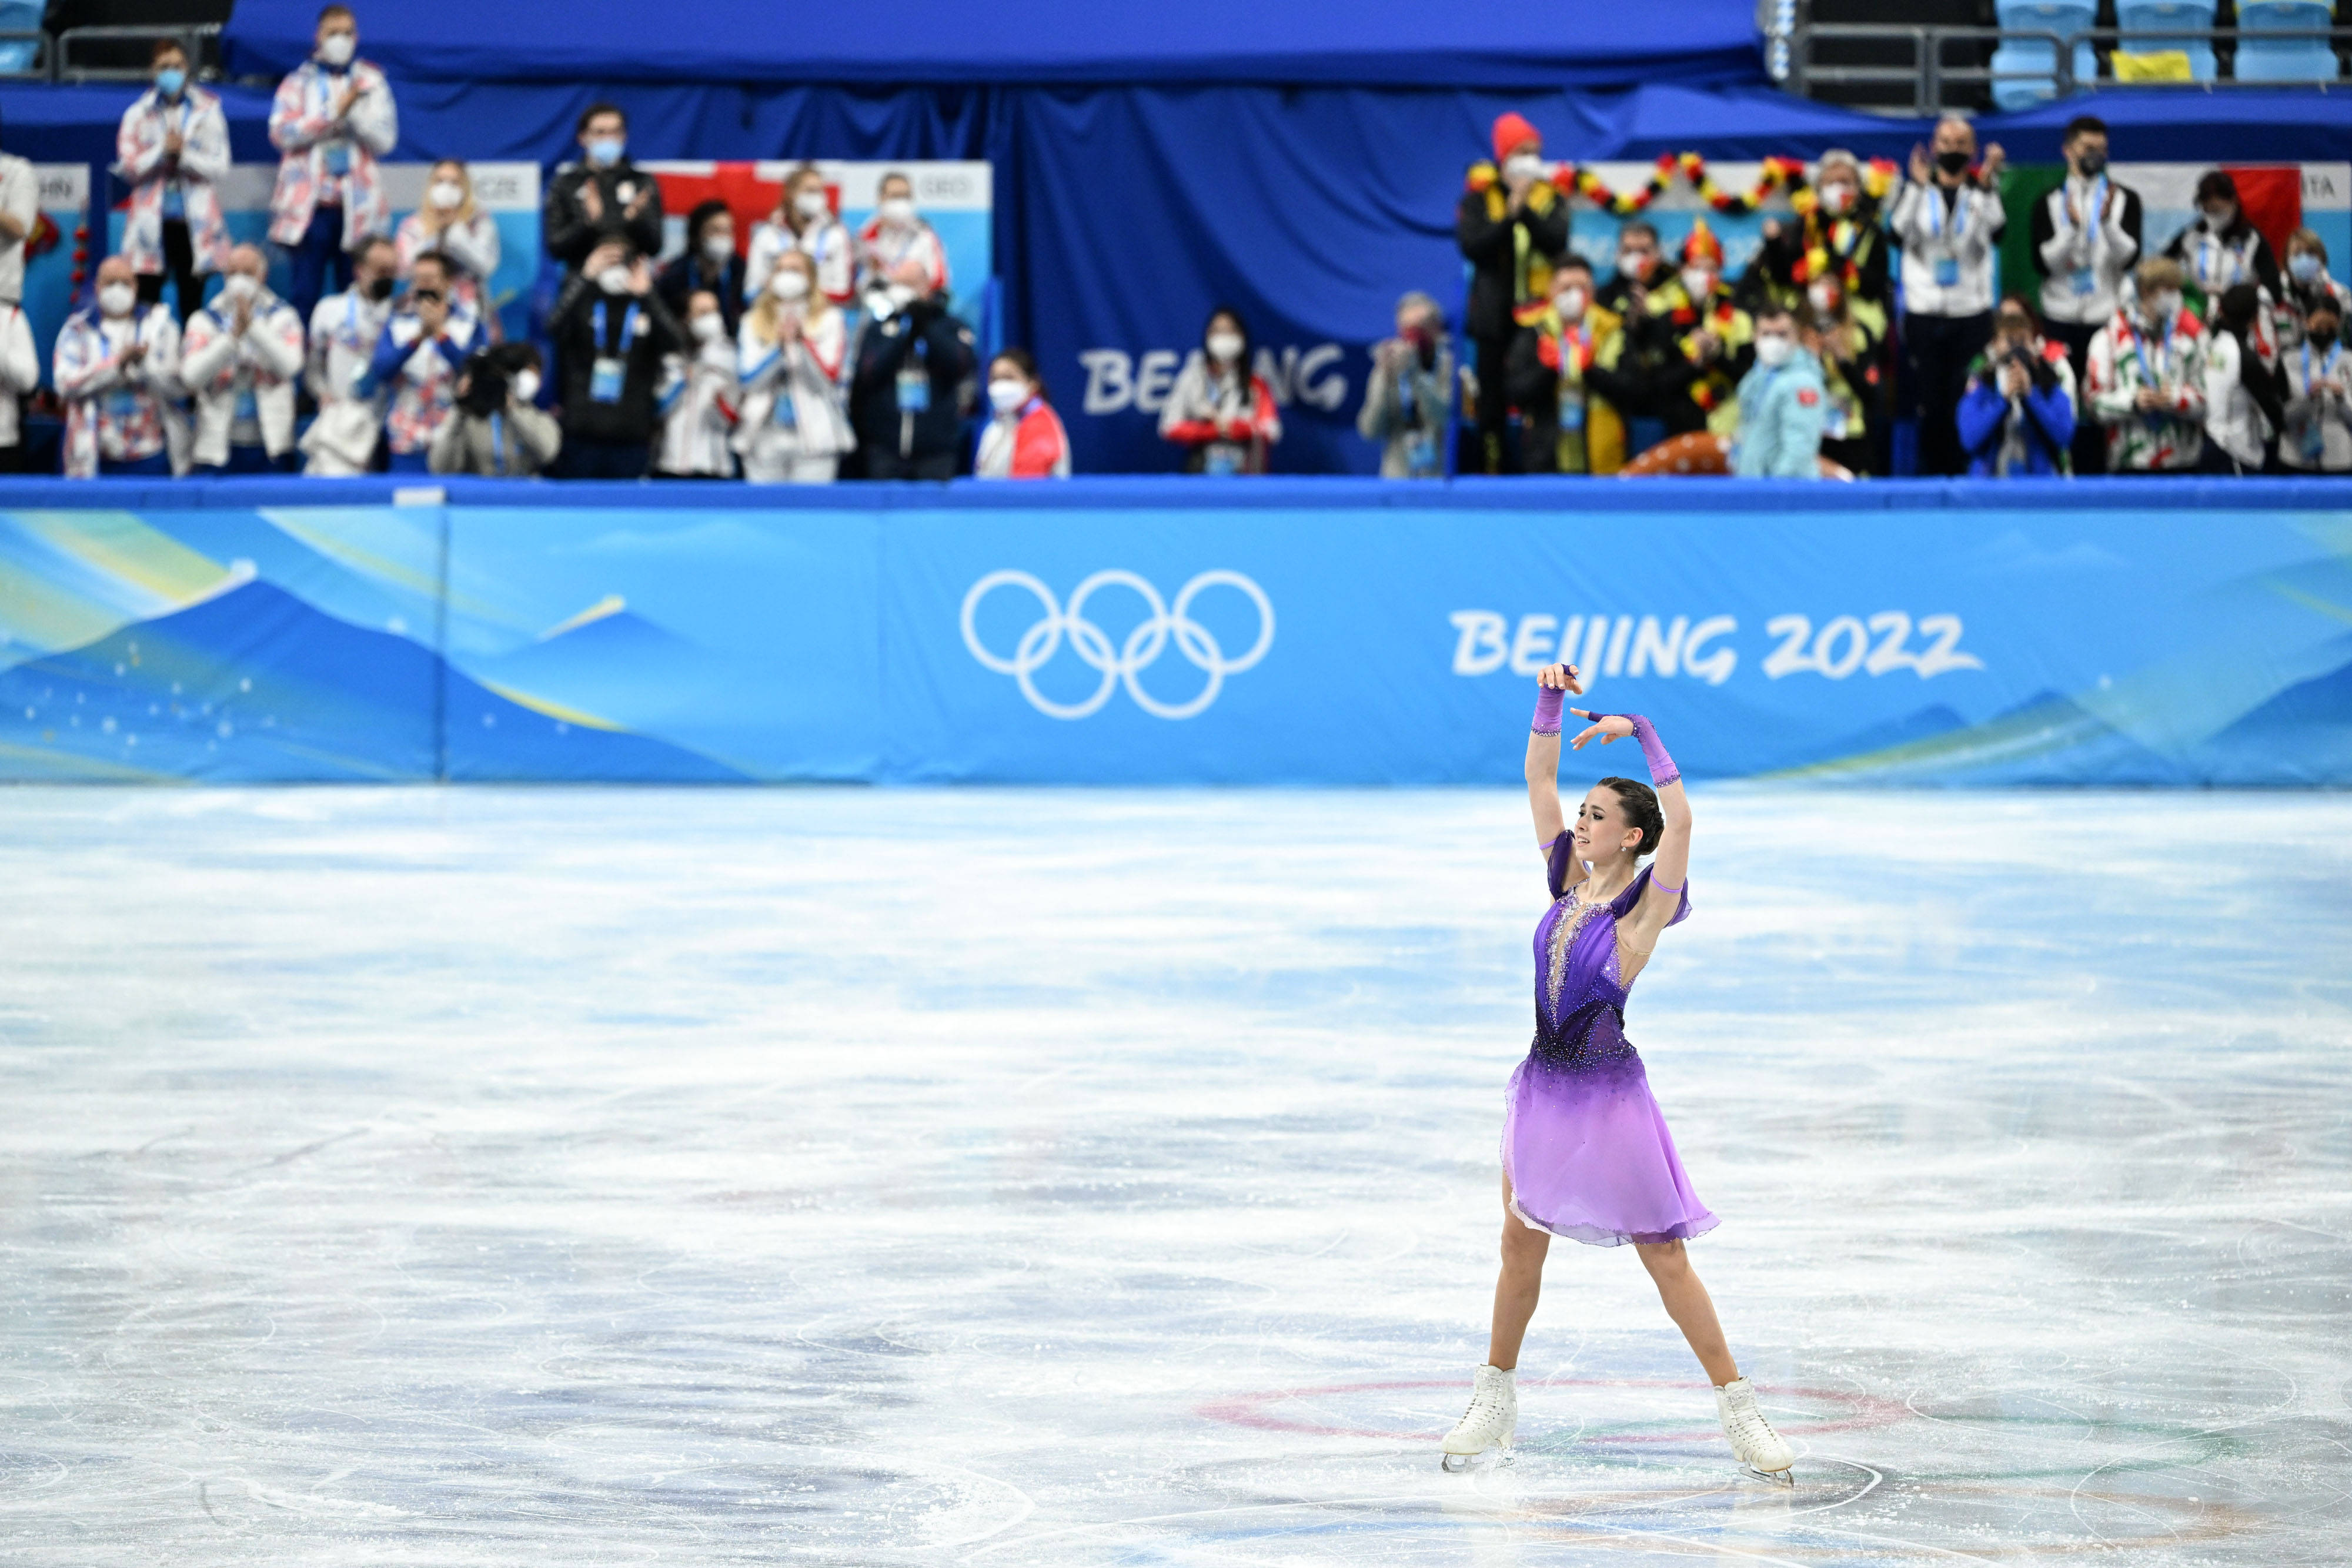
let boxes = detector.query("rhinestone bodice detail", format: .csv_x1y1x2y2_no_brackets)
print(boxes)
1531,887,1639,1073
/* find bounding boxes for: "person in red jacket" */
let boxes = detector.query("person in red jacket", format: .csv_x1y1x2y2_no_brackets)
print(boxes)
1158,306,1282,473
975,348,1070,478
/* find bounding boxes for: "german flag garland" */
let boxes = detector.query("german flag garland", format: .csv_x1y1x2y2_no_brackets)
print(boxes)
1555,153,1898,218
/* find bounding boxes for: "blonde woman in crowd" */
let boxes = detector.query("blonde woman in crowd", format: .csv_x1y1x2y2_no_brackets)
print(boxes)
747,163,854,307
396,159,501,323
733,249,853,483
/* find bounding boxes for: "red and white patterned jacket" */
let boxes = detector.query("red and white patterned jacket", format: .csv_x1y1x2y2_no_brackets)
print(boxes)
116,86,232,278
266,58,399,249
54,305,185,477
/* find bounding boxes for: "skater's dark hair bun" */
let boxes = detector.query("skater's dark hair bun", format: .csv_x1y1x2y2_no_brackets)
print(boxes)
1597,777,1664,857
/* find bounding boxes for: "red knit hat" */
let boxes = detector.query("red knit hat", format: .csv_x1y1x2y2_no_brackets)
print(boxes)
1491,112,1541,165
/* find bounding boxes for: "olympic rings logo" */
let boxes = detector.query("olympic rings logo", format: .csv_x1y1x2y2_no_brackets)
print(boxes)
960,569,1275,720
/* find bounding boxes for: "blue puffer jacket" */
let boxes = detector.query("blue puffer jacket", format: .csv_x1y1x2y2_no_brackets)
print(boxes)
1730,347,1827,479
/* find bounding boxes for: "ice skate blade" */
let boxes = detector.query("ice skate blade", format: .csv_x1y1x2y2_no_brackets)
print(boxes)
1439,1446,1512,1473
1740,1463,1795,1487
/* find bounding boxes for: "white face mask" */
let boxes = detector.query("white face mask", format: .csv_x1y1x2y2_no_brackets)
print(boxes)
1681,267,1716,301
1206,331,1245,364
1753,333,1793,367
98,282,136,317
988,378,1030,414
885,282,920,309
1807,282,1838,315
221,272,260,303
1553,286,1586,319
596,265,633,295
1502,152,1543,184
318,32,355,67
513,369,541,404
1819,182,1855,216
690,313,724,342
2149,291,2183,323
770,269,809,301
878,196,915,226
428,180,464,211
794,189,829,220
702,234,734,265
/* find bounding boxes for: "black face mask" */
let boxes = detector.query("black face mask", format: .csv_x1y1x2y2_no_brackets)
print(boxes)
365,276,395,301
2312,326,2340,349
1936,149,1970,176
2076,151,2107,176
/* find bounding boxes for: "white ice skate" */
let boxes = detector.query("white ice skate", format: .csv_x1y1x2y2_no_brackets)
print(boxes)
1716,1376,1795,1483
1440,1364,1516,1471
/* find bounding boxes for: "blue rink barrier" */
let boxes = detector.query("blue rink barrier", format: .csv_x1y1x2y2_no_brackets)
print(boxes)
0,476,2344,787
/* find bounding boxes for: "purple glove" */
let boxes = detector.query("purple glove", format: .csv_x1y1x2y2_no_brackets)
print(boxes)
1531,685,1565,736
1603,713,1681,788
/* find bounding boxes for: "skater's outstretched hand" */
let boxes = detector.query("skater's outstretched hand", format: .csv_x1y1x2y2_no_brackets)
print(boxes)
1538,663,1584,694
1566,709,1633,751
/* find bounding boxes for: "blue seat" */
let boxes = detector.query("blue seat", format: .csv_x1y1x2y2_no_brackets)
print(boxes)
0,0,40,76
2235,0,2340,82
2116,0,2219,81
1992,0,2099,107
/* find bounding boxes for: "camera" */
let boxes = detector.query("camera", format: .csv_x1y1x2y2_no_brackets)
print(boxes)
457,350,509,418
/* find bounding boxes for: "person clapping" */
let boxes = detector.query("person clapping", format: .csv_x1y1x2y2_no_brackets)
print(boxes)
179,243,305,474
54,255,183,478
748,164,854,308
547,240,683,479
2280,296,2352,473
1957,298,2076,477
396,159,500,322
735,252,852,484
362,250,487,473
543,104,662,274
654,289,740,480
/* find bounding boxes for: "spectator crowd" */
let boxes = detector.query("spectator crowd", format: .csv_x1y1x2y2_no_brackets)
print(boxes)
0,11,2343,483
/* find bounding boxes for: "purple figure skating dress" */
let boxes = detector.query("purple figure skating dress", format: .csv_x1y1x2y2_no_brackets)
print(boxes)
1502,831,1719,1247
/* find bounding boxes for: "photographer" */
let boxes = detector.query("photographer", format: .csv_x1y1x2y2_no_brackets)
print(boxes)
1358,290,1452,478
1957,297,2076,477
430,342,560,477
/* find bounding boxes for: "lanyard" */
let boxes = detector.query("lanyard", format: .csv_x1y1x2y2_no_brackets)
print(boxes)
489,411,506,476
1924,184,1966,242
2130,317,2172,386
2196,229,2240,290
592,299,642,356
2304,341,2341,390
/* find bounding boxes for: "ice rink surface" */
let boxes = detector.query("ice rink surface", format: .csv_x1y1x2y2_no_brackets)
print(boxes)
0,784,2346,1566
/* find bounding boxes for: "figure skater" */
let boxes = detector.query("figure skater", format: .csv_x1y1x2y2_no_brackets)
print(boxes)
1440,661,1794,1481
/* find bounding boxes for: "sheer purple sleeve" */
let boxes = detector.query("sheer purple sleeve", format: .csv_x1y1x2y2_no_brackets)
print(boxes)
1532,686,1565,735
1545,831,1577,899
1601,713,1680,788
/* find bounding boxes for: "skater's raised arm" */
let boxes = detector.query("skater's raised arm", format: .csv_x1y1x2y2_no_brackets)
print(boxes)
1526,663,1584,859
1568,708,1690,938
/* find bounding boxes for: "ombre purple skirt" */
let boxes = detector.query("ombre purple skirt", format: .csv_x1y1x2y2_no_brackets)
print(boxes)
1505,845,1718,1248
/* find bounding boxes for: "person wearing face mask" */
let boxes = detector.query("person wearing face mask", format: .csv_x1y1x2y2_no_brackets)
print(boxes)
1457,112,1569,474
1509,259,1639,476
429,343,560,478
546,240,684,480
266,5,397,328
854,173,951,304
301,234,397,475
657,200,746,340
2277,297,2352,474
177,243,306,474
2275,229,2351,355
2031,116,2143,475
396,160,501,325
360,252,489,473
2086,258,2209,474
1885,115,2006,477
2201,284,2286,476
1729,302,1826,479
1743,151,1888,324
653,290,740,480
55,255,185,479
543,104,664,274
1957,297,2077,478
975,350,1071,480
118,39,229,327
850,258,977,480
0,290,35,474
1792,273,1886,477
1359,290,1456,478
749,164,855,308
2162,172,2282,323
1159,306,1282,475
1636,221,1754,442
734,253,853,484
1598,220,1661,317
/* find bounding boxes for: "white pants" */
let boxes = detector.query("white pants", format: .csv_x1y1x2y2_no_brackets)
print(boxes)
743,453,837,484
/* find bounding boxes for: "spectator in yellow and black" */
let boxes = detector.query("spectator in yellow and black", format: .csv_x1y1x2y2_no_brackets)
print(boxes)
2163,172,2280,323
1886,117,2006,476
2276,228,2351,354
657,199,745,338
1358,290,1452,479
543,104,663,274
546,239,683,479
1596,220,1661,317
1506,256,1638,475
1740,150,1887,320
2030,115,2141,474
1456,112,1566,474
1636,220,1753,441
1796,269,1885,476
